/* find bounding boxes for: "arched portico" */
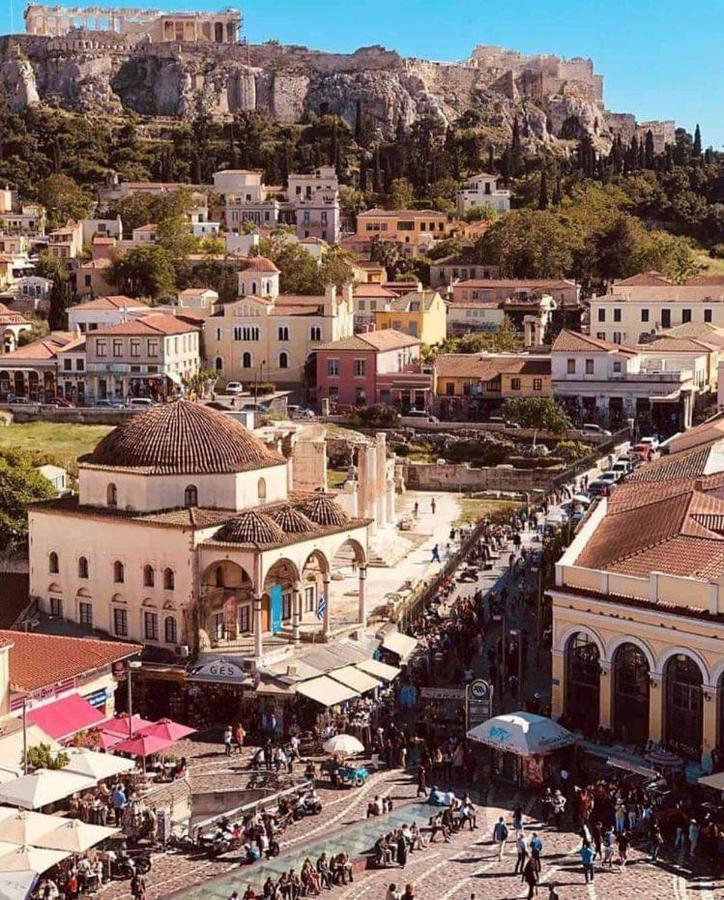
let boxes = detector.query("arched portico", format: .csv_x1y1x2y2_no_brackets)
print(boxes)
331,537,368,626
301,549,331,638
564,631,601,737
198,560,253,649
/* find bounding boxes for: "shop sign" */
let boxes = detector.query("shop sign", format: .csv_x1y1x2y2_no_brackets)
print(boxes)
420,687,466,700
466,678,493,730
188,657,249,685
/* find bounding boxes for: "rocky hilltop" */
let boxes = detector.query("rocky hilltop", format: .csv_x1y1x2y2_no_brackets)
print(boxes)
0,34,673,150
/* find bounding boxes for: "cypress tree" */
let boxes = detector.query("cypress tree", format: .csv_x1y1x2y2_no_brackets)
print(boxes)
354,99,364,145
693,123,702,156
359,152,368,193
552,174,562,206
538,170,548,209
644,130,655,169
488,145,495,173
373,144,382,193
637,139,645,170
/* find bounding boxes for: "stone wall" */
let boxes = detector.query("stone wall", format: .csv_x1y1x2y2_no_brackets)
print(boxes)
403,460,561,492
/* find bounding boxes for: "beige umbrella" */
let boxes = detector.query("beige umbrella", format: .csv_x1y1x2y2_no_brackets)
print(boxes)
0,808,62,846
0,841,69,872
64,749,136,781
37,818,117,853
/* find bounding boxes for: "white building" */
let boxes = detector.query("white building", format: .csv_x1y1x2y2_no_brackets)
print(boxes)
456,172,511,216
67,296,150,333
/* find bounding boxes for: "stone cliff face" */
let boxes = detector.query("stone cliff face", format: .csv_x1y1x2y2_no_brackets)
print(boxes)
0,36,663,149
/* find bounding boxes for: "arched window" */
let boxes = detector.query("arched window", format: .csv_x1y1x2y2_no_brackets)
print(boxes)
184,485,198,507
165,616,177,644
163,568,175,590
113,560,125,584
279,351,289,369
242,352,252,369
612,643,650,744
78,556,89,579
49,551,59,574
257,477,267,500
278,325,289,342
107,483,118,508
215,356,223,371
565,631,600,737
215,566,225,588
143,565,154,588
665,654,703,758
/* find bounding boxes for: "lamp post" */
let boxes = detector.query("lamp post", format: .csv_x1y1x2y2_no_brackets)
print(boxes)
126,660,142,738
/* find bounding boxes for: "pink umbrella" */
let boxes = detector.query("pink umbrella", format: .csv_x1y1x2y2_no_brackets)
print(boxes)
112,734,176,757
102,714,155,738
139,718,196,742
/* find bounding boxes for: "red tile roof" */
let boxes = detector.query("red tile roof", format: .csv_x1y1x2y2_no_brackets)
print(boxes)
353,284,397,299
244,256,280,274
456,278,576,289
317,329,420,352
1,333,73,361
93,314,199,336
73,296,147,311
614,271,673,286
552,329,638,355
0,303,29,325
0,630,139,692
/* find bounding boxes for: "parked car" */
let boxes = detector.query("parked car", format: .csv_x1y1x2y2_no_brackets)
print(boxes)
287,405,315,420
588,479,611,497
400,411,439,424
600,470,620,485
611,459,632,478
129,397,156,409
225,381,243,395
95,398,125,408
239,402,269,412
631,442,653,461
581,423,613,437
639,435,660,451
8,395,30,404
46,397,74,408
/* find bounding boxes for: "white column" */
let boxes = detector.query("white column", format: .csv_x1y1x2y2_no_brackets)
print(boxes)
358,565,367,626
292,581,302,646
322,574,331,640
253,594,263,659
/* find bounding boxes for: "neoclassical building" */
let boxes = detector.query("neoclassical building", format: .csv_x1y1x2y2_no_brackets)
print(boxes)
28,402,371,665
551,429,724,771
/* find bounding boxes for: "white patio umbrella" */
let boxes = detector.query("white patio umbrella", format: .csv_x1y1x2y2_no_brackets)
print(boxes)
322,734,365,756
0,769,96,810
0,869,37,900
37,818,117,853
0,841,69,872
0,808,63,846
64,748,136,781
467,713,575,757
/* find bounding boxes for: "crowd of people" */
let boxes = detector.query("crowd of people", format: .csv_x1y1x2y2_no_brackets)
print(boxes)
227,850,354,898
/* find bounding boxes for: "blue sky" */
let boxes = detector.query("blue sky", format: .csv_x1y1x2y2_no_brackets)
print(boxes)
2,0,722,147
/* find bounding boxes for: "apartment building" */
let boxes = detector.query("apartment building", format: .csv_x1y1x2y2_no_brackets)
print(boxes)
456,172,511,215
374,290,447,346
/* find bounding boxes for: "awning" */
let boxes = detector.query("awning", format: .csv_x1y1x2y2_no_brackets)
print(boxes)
355,659,401,682
381,632,418,661
605,757,658,779
0,769,97,810
295,676,359,708
27,695,105,741
698,771,724,792
328,666,381,694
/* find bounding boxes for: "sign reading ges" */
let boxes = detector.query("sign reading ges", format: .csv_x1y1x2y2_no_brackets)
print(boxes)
189,657,250,685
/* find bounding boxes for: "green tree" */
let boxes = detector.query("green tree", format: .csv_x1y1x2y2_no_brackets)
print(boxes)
387,177,415,209
24,743,69,771
693,124,702,157
108,245,177,300
256,237,323,294
318,247,355,290
477,209,575,278
0,448,55,556
37,174,92,228
462,204,498,223
538,170,549,209
501,397,572,435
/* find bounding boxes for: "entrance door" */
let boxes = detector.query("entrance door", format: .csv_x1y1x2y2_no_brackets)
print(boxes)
613,643,650,743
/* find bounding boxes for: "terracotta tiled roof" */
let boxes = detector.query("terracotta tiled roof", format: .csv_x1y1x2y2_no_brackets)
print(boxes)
388,290,441,312
353,284,397,299
269,305,320,317
552,329,638,355
664,322,724,348
133,223,158,233
448,300,502,309
317,329,419,352
244,256,280,274
84,400,286,475
300,494,350,526
358,208,446,217
664,415,724,455
0,303,29,325
1,333,73,361
615,271,673,287
640,337,716,353
456,279,576,289
0,630,139,692
72,296,147,311
92,314,198,336
214,510,286,545
685,275,724,286
268,505,316,534
627,445,714,483
434,353,549,379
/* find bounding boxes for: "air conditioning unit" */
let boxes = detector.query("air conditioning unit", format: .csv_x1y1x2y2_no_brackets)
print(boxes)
176,644,190,658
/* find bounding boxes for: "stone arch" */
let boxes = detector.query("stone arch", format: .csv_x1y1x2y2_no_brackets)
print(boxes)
330,536,367,570
657,646,710,684
201,559,251,590
564,629,602,736
555,623,606,660
76,587,91,599
302,549,330,576
663,651,704,758
710,659,724,688
611,641,651,744
606,634,656,673
262,557,301,591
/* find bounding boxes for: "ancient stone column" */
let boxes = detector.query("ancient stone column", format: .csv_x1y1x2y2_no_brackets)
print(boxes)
322,574,331,640
598,661,612,730
292,581,302,646
253,594,263,659
647,674,663,743
358,565,367,626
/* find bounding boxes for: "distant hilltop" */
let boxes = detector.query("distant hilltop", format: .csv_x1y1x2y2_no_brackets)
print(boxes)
0,4,675,152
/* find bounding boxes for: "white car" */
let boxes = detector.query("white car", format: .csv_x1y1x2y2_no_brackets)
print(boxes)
129,397,156,409
639,435,659,450
600,470,620,484
582,423,613,437
225,382,243,395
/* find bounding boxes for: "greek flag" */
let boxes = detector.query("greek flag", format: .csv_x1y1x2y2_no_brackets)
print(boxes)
316,593,327,621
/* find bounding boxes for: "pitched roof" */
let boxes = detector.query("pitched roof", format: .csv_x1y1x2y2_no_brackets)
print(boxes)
0,630,139,692
0,303,29,325
552,329,638,355
133,223,159,233
615,271,673,286
353,284,397,299
0,333,73,361
317,329,420,352
640,336,717,353
434,353,550,379
92,314,199,336
72,296,147,311
387,290,442,312
662,322,724,348
662,414,724,455
685,275,724,286
456,278,576,289
358,208,446,217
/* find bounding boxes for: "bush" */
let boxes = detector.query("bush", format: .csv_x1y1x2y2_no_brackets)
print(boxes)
443,436,515,466
255,382,275,395
24,743,69,771
554,440,591,463
350,405,400,427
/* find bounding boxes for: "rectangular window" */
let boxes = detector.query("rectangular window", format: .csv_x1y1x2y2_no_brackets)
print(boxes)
96,340,107,358
682,308,692,323
148,339,158,357
112,339,123,358
511,377,521,391
282,592,292,621
76,358,84,371
63,358,72,371
445,382,455,396
533,378,542,391
705,309,713,323
613,361,622,373
238,605,251,634
327,358,339,377
79,602,93,626
566,359,576,374
213,612,225,641
585,359,594,375
144,611,158,641
597,309,605,322
130,339,140,357
113,608,128,637
50,597,63,617
596,333,606,340
641,309,649,323
354,359,366,377
613,308,621,323
661,309,671,328
304,586,315,613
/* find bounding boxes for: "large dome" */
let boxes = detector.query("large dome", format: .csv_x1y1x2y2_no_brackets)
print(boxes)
84,401,286,475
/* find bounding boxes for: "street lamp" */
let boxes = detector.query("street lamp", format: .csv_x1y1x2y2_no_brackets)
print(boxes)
126,660,142,738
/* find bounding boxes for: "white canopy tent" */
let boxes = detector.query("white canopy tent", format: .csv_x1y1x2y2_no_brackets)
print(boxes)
295,676,359,708
467,713,575,757
36,818,117,853
322,734,365,756
0,869,36,900
64,748,136,781
328,666,382,694
0,769,96,810
0,808,61,846
698,771,724,792
381,632,418,661
355,659,401,682
0,841,69,872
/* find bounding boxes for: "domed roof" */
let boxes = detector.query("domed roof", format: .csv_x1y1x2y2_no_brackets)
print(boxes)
300,494,350,527
85,400,286,475
244,256,280,274
214,510,286,544
268,505,316,534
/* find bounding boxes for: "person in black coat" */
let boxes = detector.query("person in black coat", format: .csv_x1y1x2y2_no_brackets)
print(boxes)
397,832,408,868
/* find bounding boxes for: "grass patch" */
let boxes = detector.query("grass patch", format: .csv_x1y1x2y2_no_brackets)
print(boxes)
0,422,113,474
455,497,520,527
694,251,724,276
327,469,348,489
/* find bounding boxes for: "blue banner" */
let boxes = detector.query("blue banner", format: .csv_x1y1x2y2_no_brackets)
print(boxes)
270,584,283,634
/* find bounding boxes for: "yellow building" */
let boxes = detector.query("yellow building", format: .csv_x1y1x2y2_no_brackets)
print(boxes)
355,209,454,253
551,422,724,770
374,291,447,346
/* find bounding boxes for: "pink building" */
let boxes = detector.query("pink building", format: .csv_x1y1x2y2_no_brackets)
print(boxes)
315,329,433,411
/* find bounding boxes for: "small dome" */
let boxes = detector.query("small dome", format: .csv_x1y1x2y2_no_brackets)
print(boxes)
85,400,285,475
300,494,350,527
244,256,280,274
269,505,316,534
214,510,286,544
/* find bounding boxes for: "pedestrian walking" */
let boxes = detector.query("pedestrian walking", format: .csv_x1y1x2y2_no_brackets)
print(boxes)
385,885,401,900
603,826,615,868
529,833,543,873
688,819,699,856
650,823,664,862
431,497,436,514
223,724,233,757
521,857,539,899
580,843,596,883
397,832,408,869
233,723,245,754
552,790,566,831
416,764,427,798
514,832,528,874
493,816,509,860
617,830,629,868
413,502,419,518
431,544,441,563
547,886,560,900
